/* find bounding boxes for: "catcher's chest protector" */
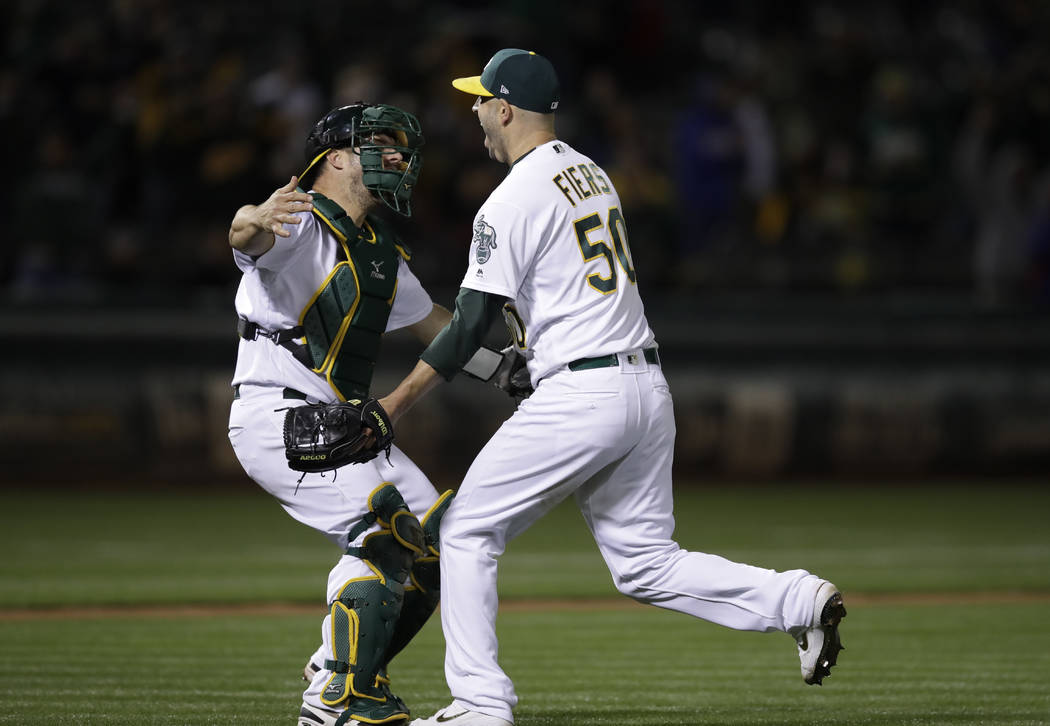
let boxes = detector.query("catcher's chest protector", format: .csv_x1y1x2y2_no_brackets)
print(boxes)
298,193,407,401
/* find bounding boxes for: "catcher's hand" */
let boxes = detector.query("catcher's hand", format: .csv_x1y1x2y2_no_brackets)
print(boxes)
282,398,395,473
259,176,313,238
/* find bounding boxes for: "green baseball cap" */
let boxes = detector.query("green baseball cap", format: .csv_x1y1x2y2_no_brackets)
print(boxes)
452,48,560,114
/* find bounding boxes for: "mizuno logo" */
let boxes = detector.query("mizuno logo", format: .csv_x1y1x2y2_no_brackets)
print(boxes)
370,260,386,280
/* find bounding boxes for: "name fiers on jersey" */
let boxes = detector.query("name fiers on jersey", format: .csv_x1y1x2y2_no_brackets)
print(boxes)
551,160,613,207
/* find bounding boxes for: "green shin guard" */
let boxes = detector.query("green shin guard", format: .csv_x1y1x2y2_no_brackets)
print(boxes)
382,581,435,666
320,578,406,722
321,483,432,724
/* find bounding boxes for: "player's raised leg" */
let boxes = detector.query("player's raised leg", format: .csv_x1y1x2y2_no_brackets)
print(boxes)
575,370,845,680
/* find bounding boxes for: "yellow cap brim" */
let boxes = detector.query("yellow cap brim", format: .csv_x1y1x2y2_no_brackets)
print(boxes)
452,75,493,97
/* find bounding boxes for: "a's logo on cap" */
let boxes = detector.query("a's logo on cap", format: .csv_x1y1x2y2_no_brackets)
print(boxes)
551,101,559,110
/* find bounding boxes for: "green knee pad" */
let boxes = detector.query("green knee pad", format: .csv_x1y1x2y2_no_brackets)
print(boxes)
348,483,426,584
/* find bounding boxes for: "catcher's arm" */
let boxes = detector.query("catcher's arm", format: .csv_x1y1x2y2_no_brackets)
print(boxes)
379,359,444,425
229,176,314,256
406,303,453,345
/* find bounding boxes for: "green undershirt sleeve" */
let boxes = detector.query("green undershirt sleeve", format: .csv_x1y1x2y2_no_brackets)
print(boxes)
421,287,508,380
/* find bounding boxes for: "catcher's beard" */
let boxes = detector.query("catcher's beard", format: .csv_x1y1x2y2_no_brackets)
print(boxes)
347,158,380,214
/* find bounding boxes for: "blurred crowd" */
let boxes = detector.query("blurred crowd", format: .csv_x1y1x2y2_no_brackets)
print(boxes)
4,0,1050,306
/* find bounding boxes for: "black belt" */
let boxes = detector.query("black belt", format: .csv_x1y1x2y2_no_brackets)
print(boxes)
233,385,307,400
568,348,660,372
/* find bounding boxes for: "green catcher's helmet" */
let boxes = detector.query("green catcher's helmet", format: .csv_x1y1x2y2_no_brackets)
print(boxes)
300,102,424,217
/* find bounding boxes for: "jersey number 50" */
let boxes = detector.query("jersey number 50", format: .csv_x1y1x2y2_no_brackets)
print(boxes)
574,206,637,294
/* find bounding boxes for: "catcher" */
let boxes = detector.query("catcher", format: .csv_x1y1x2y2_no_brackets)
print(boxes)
228,102,470,726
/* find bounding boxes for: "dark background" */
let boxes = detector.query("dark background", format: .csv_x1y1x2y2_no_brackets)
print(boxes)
2,0,1049,485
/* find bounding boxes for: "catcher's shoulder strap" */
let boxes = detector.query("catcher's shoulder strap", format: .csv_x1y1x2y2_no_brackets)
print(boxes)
307,193,410,261
296,194,403,401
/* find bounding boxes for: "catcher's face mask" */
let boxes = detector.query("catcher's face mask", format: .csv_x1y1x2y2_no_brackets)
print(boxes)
301,103,425,217
356,105,424,217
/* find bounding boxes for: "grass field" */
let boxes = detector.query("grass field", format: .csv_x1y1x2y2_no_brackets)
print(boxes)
1,483,1049,725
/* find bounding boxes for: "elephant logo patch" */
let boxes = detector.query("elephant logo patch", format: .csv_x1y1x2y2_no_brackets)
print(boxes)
473,215,498,264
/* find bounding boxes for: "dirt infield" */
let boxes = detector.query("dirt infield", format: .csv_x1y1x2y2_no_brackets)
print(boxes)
2,591,1049,621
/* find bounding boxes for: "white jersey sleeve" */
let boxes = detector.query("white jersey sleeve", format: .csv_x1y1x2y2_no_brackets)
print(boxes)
386,257,434,332
461,201,533,300
232,209,316,273
459,141,656,383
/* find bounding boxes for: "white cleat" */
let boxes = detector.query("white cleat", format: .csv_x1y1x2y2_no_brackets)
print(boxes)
795,580,847,685
410,702,513,725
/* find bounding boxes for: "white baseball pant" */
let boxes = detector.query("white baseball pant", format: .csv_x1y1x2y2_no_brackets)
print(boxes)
438,351,822,722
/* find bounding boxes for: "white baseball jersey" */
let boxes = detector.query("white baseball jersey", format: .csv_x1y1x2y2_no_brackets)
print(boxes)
460,140,656,383
231,207,433,402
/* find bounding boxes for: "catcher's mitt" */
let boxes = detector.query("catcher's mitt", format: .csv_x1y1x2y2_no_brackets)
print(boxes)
283,398,395,472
